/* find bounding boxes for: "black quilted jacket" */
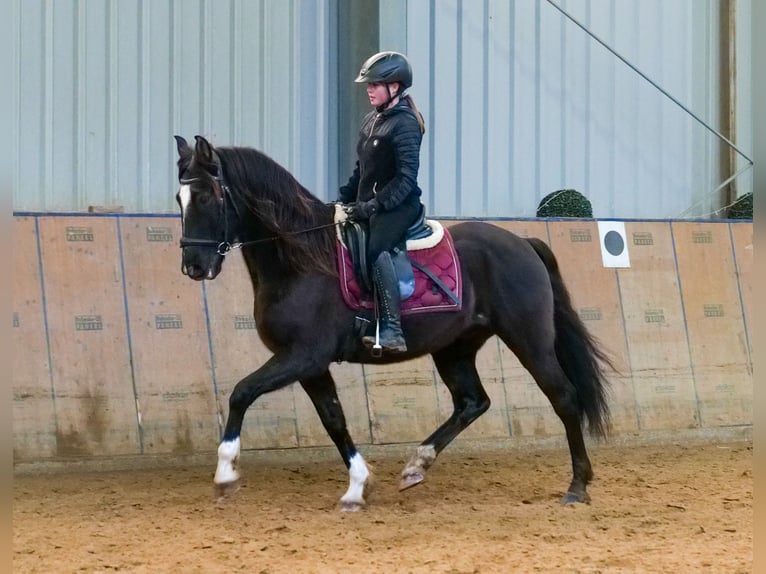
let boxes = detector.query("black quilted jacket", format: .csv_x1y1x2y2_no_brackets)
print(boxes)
338,99,423,211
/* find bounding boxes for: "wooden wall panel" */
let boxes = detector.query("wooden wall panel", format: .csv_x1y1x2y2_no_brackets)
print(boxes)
730,223,753,361
38,217,139,456
203,252,298,449
12,217,57,459
492,220,550,242
120,217,218,454
11,215,753,462
364,358,440,444
618,222,697,430
672,222,751,427
548,221,638,434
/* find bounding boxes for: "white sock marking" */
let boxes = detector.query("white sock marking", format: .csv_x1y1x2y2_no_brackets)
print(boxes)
340,453,370,507
214,437,241,484
403,444,437,477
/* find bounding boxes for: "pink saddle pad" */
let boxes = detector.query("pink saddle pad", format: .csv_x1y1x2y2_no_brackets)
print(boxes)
337,227,462,315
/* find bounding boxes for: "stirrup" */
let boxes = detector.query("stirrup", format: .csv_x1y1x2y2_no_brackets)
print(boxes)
362,325,407,354
361,336,407,353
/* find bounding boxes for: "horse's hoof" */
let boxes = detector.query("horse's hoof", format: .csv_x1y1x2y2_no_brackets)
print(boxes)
214,480,241,498
561,491,590,505
340,501,365,512
399,472,425,491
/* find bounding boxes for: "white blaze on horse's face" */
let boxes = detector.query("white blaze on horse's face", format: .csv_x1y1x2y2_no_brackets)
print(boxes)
177,182,223,281
178,184,192,219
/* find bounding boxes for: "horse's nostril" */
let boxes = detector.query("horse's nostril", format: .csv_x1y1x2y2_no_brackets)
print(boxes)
184,264,206,280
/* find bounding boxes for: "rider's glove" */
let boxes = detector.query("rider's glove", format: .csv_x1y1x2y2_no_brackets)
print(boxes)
346,199,379,221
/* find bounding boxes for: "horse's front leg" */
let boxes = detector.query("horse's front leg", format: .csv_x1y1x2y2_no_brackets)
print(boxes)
214,353,320,494
300,373,371,512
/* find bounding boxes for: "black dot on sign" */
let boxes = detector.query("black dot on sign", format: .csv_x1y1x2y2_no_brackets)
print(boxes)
604,230,624,256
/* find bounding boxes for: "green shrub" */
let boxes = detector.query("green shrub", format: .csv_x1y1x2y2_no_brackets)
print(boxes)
536,189,593,218
727,192,752,219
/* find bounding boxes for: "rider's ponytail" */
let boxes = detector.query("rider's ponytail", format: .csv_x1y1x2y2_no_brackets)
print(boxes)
404,95,426,135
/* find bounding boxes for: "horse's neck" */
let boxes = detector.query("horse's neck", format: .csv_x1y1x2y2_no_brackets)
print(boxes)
239,244,283,294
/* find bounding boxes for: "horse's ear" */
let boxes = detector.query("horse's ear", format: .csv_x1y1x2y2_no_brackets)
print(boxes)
174,135,191,158
194,135,214,163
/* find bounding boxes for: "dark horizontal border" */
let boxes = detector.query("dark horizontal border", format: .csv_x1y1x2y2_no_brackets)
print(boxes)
12,211,754,224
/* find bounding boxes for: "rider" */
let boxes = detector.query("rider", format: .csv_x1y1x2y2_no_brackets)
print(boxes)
338,51,426,354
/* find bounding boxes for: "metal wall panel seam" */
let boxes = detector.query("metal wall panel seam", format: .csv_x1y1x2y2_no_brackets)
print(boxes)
427,0,436,212
507,1,515,215
656,0,665,209
231,0,241,144
76,0,86,212
317,0,330,200
139,0,150,212
289,0,297,174
454,0,463,215
669,223,703,428
12,0,20,205
584,0,592,196
533,0,541,208
558,0,567,188
44,1,54,208
115,217,144,453
171,0,180,145
607,1,616,215
258,0,266,151
201,0,211,137
107,0,118,208
481,0,489,216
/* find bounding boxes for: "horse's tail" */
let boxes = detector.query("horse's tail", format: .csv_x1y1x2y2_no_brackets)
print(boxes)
526,237,613,438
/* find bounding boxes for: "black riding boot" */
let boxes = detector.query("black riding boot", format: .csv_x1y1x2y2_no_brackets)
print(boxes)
362,251,407,353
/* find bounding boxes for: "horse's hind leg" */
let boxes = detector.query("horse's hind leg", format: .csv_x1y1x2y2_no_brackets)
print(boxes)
508,342,594,504
400,345,490,491
300,372,371,512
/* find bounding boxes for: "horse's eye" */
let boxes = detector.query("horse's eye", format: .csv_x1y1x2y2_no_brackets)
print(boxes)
197,192,215,207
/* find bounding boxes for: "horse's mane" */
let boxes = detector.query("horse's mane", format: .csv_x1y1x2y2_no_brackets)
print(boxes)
216,146,337,277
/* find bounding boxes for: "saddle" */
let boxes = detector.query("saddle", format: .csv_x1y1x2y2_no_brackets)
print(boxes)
335,204,462,312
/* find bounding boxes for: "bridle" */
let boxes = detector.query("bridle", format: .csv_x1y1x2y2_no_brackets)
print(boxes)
178,154,338,256
178,166,241,256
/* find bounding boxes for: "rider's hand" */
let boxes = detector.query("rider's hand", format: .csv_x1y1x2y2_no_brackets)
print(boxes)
346,199,379,221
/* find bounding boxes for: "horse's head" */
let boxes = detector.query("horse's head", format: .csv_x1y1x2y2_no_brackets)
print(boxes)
174,135,229,281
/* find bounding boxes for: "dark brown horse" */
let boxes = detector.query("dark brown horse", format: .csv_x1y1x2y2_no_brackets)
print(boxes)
174,135,612,511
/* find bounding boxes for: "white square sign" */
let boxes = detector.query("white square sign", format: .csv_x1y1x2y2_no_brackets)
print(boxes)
597,221,630,268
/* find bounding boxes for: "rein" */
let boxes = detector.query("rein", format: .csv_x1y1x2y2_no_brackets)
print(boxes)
214,222,340,255
179,165,338,256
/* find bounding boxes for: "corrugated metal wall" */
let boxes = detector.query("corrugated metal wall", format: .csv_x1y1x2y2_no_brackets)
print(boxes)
13,0,750,218
397,0,743,219
13,0,338,213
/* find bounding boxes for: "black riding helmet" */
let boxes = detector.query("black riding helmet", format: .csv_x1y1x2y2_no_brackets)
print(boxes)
355,51,413,93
